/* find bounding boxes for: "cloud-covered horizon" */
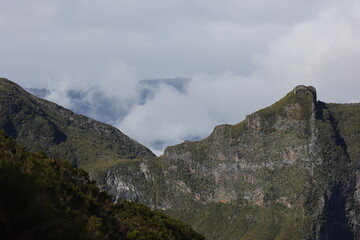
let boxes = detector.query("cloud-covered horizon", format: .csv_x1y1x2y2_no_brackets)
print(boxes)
2,0,360,155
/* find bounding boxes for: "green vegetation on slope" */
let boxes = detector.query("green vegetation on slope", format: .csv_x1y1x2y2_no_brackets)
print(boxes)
0,131,204,240
102,86,324,239
166,202,305,240
106,86,356,240
322,103,360,238
326,103,360,164
0,78,155,179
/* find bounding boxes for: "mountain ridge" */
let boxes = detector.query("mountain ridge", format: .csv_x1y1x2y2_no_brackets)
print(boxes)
1,78,359,239
102,85,359,239
0,78,154,176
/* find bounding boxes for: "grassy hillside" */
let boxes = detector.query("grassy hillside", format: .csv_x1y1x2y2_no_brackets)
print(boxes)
0,78,154,181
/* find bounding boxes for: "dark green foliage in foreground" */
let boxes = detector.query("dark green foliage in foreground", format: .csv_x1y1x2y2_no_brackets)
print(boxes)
0,131,204,240
0,167,89,240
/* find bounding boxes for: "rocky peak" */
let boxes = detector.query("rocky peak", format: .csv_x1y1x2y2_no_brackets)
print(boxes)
293,85,317,104
293,84,316,95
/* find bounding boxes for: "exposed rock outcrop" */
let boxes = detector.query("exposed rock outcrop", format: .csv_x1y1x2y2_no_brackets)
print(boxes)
104,86,358,240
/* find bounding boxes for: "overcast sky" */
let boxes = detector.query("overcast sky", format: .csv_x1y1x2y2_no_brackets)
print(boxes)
1,0,360,155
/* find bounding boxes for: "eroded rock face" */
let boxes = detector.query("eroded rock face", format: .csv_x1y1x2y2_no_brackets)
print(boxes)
106,169,142,202
103,86,358,240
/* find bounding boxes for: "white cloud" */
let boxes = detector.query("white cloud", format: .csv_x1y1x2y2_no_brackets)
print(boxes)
0,0,337,83
255,1,360,102
119,1,360,154
45,61,140,123
2,0,360,155
118,73,271,154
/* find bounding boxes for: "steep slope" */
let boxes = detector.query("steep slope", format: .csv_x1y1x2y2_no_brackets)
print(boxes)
0,78,155,178
103,86,358,239
321,103,360,238
0,130,204,239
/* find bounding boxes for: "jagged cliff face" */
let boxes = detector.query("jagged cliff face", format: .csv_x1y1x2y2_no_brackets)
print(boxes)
322,103,360,239
1,78,359,240
161,85,317,206
104,86,359,240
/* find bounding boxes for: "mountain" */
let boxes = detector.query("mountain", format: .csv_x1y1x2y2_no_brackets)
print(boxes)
0,130,204,239
102,86,359,239
25,78,190,153
0,78,154,182
1,78,359,239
